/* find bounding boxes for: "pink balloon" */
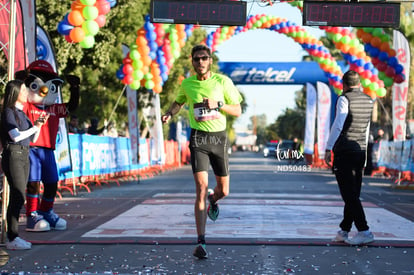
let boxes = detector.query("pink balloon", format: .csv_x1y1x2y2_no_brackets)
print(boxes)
95,14,106,27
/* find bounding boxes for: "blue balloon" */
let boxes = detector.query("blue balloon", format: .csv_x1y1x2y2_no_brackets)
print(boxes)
356,59,365,67
116,68,125,80
388,56,398,67
370,47,380,57
57,20,73,35
371,67,378,75
395,64,404,74
378,51,388,61
364,63,373,70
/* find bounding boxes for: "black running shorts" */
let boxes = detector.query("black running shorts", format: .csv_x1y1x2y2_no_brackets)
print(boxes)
189,129,229,176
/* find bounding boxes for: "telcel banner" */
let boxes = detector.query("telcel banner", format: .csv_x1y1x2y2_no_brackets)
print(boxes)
218,62,329,85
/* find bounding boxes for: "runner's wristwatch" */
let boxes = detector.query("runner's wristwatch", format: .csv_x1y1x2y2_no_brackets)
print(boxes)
217,101,224,109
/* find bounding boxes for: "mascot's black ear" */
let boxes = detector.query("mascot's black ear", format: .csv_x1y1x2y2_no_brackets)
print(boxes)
15,70,28,81
66,75,80,87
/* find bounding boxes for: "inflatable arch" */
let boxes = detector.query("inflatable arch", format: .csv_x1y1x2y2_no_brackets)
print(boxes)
114,14,405,100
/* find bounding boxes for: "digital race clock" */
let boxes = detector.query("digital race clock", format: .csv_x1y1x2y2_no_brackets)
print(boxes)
150,0,247,26
303,1,400,28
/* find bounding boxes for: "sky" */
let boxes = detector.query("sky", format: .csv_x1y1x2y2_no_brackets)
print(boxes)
209,2,325,130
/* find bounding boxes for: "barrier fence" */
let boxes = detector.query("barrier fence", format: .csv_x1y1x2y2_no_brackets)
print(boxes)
372,140,414,185
56,134,190,196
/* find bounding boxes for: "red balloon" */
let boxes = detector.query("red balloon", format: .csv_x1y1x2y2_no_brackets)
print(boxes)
123,64,134,75
385,66,396,77
95,0,111,15
371,57,380,66
377,61,388,71
122,74,134,85
394,74,405,83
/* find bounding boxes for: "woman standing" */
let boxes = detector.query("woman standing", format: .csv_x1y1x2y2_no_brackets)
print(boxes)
0,80,47,250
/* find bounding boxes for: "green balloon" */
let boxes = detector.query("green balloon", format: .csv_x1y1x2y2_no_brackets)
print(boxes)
376,87,387,97
81,0,96,5
129,80,141,90
369,82,379,91
129,49,141,61
80,35,95,49
82,20,99,36
341,35,351,44
361,78,371,88
132,70,144,81
132,60,143,70
372,28,383,37
144,73,153,80
83,6,99,20
333,33,342,43
383,76,394,87
145,80,155,90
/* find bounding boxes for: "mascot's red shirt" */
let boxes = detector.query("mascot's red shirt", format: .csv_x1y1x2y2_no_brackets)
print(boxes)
24,103,68,150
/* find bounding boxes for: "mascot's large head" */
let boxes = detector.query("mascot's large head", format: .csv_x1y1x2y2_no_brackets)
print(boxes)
15,60,64,106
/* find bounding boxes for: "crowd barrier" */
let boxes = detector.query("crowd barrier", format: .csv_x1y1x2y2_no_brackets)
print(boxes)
372,140,414,186
56,134,190,196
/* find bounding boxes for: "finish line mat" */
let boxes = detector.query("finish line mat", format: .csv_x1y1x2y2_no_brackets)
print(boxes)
82,193,414,241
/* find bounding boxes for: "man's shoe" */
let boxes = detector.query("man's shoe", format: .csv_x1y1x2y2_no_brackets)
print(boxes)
37,209,67,230
26,212,50,232
193,244,208,259
345,230,374,245
207,189,219,221
332,230,349,242
6,237,31,250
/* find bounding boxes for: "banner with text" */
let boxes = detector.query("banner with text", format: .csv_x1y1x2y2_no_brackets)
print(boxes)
317,81,331,159
304,82,317,154
392,30,411,141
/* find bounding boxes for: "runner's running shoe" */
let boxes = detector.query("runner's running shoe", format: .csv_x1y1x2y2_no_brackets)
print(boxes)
193,244,208,259
207,189,219,221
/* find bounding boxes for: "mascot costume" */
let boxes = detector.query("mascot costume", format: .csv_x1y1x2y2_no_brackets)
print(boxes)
15,60,79,231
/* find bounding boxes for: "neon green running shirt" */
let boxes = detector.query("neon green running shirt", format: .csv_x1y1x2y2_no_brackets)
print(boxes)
176,72,242,132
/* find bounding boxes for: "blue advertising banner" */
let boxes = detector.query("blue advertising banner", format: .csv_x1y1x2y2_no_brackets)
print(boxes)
218,61,342,85
59,135,148,180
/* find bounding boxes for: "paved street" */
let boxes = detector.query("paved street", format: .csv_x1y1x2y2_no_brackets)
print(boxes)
1,151,413,274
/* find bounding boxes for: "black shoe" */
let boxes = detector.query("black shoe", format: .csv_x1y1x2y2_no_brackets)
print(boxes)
193,244,208,259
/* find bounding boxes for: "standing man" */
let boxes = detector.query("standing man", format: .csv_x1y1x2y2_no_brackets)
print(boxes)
325,70,374,245
162,44,242,259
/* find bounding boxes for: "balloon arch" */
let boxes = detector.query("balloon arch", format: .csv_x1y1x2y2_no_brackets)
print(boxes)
56,1,406,99
114,15,405,100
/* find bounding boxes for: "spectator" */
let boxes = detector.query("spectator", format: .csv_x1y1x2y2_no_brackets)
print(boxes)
87,118,106,135
68,115,84,134
0,80,47,250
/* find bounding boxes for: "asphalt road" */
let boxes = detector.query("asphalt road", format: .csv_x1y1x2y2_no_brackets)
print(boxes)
0,151,413,274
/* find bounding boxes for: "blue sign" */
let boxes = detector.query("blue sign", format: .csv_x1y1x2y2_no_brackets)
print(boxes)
218,61,346,85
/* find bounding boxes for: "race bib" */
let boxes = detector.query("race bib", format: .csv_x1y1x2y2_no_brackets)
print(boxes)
193,102,220,122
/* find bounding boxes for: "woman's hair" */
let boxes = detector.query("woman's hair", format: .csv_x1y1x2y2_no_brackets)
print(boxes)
1,79,24,112
0,79,25,147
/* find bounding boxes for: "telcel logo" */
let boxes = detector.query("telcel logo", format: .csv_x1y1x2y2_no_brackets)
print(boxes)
230,67,296,83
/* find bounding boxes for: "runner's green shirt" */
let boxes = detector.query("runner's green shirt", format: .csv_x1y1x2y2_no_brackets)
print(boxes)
176,72,242,132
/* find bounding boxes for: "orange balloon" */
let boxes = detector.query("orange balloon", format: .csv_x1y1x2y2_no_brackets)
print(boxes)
153,84,162,93
142,55,152,66
340,43,350,53
356,29,364,38
380,42,390,52
69,27,85,43
136,35,147,47
137,28,146,36
348,46,359,56
371,37,382,48
71,0,85,12
68,10,85,27
388,48,396,57
361,33,372,44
